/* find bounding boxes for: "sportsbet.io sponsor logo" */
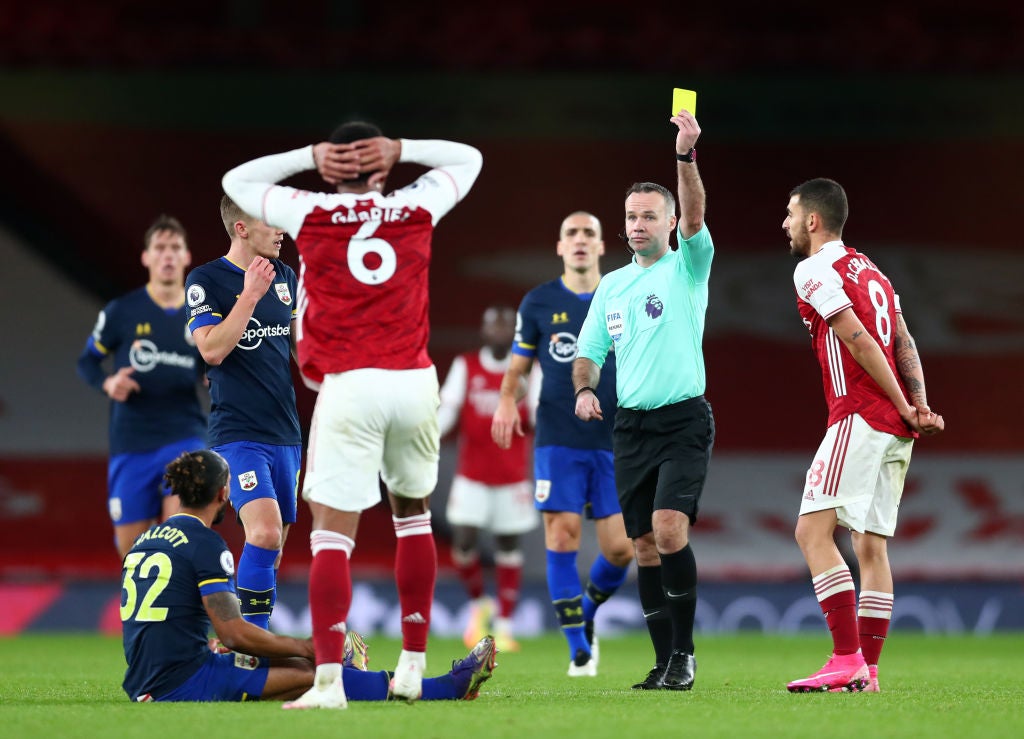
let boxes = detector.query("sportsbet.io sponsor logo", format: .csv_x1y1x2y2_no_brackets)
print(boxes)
237,317,291,351
547,332,578,363
129,339,196,373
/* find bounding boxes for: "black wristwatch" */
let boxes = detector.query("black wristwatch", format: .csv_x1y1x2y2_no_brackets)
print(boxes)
676,147,696,163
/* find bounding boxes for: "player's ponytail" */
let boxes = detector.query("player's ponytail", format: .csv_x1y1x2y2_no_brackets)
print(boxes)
163,450,229,508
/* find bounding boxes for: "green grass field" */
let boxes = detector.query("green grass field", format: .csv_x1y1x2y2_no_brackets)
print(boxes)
1,633,1021,739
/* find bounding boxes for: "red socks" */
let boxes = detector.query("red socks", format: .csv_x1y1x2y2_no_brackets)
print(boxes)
813,564,859,655
308,530,355,665
451,548,485,601
858,590,894,666
394,512,437,652
495,550,524,619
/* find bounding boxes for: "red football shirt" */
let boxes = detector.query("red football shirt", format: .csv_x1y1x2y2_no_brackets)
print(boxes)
222,139,483,389
439,349,531,485
793,241,916,438
292,196,437,384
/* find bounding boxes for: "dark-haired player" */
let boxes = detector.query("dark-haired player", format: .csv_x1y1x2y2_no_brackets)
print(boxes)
185,196,301,631
782,178,943,693
121,450,497,706
223,121,482,707
77,215,206,559
491,212,633,677
439,305,539,653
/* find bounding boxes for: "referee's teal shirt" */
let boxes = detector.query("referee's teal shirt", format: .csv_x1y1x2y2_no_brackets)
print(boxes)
577,224,714,410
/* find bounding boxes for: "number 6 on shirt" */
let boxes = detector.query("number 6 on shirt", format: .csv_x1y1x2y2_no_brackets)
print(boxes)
349,220,397,285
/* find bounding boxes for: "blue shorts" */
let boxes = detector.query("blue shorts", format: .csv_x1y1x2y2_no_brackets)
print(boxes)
532,445,621,519
214,441,301,524
108,437,206,525
156,651,269,702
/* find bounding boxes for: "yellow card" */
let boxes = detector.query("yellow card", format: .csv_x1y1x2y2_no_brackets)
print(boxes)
672,88,697,116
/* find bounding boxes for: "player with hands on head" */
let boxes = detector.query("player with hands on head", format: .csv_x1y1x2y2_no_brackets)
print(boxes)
223,120,482,708
573,107,715,692
782,178,943,694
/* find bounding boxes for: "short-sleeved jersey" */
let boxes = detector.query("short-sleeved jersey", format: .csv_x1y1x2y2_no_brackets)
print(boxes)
121,513,236,701
221,141,482,389
184,258,301,447
793,241,914,438
514,277,616,450
577,224,714,410
440,349,531,485
78,287,206,455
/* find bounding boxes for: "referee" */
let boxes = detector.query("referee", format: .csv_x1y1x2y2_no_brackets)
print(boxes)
571,108,714,692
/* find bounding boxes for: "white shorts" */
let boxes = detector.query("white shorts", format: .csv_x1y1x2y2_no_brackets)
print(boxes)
303,366,440,512
445,474,539,535
799,413,914,536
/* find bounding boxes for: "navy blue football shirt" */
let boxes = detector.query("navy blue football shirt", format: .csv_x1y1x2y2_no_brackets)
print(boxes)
513,277,617,450
77,287,207,455
121,513,236,701
185,258,301,447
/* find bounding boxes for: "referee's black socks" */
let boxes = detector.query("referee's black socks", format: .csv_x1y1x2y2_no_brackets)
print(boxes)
637,564,673,665
660,545,698,654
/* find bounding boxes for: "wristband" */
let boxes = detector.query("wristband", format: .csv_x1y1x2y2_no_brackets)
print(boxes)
575,386,596,399
676,147,696,163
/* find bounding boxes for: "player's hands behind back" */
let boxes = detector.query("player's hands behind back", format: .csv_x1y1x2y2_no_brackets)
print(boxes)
914,404,945,436
899,404,945,436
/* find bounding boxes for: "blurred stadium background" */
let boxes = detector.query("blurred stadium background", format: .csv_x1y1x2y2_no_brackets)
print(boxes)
1,0,1022,636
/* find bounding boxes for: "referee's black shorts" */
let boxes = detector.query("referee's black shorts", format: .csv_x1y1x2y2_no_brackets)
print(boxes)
613,395,714,539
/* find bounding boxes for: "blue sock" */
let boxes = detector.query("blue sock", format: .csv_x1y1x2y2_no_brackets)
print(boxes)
341,669,390,700
338,668,455,701
582,553,630,622
546,550,589,659
420,674,455,700
236,542,278,629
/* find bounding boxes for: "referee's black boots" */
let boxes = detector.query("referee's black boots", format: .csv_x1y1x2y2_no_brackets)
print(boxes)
659,651,697,690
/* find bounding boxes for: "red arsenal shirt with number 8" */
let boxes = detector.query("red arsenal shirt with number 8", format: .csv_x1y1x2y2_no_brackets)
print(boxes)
793,241,917,439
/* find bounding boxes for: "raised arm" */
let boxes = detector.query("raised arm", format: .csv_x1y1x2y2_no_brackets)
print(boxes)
671,110,706,239
222,146,326,235
491,353,533,449
389,139,483,225
204,590,314,659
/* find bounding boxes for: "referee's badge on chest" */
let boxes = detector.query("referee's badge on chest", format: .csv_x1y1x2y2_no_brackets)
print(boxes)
275,283,293,305
606,309,624,342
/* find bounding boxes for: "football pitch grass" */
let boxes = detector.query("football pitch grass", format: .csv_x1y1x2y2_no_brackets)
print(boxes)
2,633,1021,739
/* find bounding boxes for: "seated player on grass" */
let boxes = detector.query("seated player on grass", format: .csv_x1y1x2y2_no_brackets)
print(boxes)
121,449,497,707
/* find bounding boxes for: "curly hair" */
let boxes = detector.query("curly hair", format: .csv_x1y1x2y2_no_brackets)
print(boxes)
163,450,229,508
